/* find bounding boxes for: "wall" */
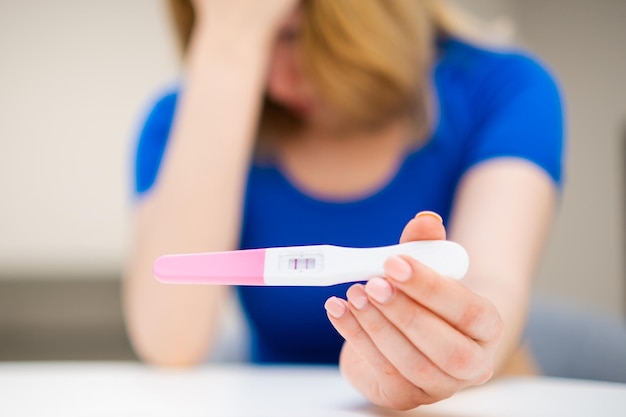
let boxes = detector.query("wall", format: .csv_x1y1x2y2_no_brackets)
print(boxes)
0,0,177,275
516,0,626,314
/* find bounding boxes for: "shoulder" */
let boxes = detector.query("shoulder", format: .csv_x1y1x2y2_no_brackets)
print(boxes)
133,87,180,195
433,38,565,186
142,88,180,130
135,87,180,150
436,37,562,105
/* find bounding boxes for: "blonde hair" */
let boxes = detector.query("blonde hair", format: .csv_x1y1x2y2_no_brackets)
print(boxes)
167,0,510,146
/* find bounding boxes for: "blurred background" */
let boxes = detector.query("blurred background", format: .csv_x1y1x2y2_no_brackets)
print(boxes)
1,0,625,362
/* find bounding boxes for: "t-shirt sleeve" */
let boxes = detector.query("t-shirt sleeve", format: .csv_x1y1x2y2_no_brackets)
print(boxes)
461,53,565,186
132,91,178,196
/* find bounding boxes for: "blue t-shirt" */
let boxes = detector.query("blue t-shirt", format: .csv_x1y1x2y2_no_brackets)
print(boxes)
133,38,564,364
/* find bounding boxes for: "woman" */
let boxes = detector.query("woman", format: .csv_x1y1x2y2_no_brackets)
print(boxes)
124,0,564,409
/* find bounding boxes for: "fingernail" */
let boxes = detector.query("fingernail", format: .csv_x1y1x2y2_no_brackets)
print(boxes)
384,256,412,282
416,211,443,223
366,277,393,304
347,285,368,310
324,297,346,319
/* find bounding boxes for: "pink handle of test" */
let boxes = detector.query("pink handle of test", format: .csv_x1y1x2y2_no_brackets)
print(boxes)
153,248,266,285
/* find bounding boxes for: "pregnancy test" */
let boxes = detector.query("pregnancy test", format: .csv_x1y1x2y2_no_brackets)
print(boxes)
153,240,469,287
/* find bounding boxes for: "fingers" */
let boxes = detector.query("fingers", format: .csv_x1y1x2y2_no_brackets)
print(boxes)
324,258,502,407
325,294,424,401
365,277,489,381
397,212,502,343
384,255,504,344
399,211,446,243
324,296,399,374
327,286,460,399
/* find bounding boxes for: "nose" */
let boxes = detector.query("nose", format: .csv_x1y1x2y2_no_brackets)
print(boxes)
266,42,313,109
267,54,298,101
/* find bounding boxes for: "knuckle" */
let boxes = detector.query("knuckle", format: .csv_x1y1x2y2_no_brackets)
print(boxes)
403,357,460,404
475,365,495,385
407,357,456,400
491,314,505,341
371,379,421,410
459,300,487,331
388,395,419,411
379,359,402,378
344,323,367,341
390,387,429,411
420,381,457,404
409,356,434,381
365,315,387,335
406,388,433,409
416,270,440,300
445,345,482,380
395,304,422,331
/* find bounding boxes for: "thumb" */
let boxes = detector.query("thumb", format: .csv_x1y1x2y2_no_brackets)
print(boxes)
399,211,446,243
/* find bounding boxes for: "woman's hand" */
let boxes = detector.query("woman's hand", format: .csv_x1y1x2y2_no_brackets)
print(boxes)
324,211,504,410
191,0,300,43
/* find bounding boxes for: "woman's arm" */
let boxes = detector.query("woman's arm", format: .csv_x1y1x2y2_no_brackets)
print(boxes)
123,0,297,367
447,158,557,373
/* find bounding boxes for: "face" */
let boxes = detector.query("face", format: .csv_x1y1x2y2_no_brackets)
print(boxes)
266,9,337,130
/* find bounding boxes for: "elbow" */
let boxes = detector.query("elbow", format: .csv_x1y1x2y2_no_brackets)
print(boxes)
130,336,209,368
123,305,212,368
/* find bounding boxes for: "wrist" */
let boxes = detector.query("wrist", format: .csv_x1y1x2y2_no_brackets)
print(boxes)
192,14,276,58
183,22,272,93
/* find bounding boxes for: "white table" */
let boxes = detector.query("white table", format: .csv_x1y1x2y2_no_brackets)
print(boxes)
1,362,625,416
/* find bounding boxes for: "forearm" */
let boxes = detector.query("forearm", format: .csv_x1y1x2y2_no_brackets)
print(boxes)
156,22,271,212
448,159,557,376
124,23,271,366
465,278,532,374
